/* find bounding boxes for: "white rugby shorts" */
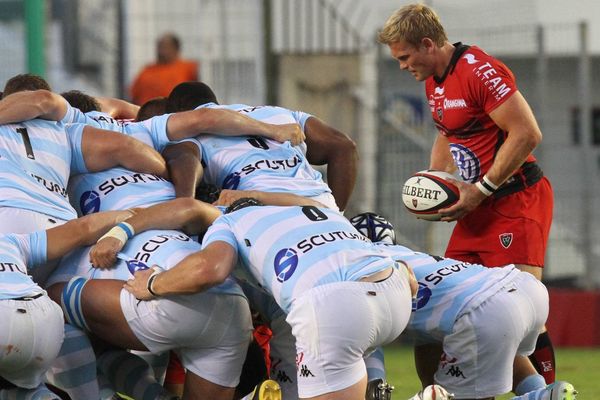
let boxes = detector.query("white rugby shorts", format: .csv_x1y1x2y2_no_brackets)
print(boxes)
286,267,413,398
120,289,253,387
434,272,549,398
0,207,66,234
0,293,64,388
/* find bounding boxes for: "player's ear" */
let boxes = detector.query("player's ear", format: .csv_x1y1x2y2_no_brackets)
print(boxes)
421,37,435,52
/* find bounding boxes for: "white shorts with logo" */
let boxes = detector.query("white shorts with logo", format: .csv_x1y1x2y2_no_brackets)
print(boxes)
0,207,66,234
0,293,64,388
434,272,549,399
120,289,253,387
286,267,412,398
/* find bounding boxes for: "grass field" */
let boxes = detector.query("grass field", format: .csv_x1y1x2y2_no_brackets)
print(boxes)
383,344,598,398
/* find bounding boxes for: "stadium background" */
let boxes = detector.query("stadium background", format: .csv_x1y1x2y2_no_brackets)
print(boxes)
1,0,599,396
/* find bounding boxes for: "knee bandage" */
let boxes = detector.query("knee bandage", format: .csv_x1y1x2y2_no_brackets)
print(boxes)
61,277,90,331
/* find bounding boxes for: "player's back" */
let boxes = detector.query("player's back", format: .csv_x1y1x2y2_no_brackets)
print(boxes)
196,103,332,198
204,205,395,313
377,244,519,341
0,232,46,299
67,113,178,214
0,119,80,220
47,229,244,297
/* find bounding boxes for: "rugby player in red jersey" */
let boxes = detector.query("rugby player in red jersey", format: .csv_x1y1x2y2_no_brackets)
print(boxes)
379,3,557,395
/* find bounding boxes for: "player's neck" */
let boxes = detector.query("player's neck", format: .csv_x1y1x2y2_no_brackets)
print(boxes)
434,42,456,79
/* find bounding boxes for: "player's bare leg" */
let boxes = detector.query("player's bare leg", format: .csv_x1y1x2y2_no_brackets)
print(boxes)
47,280,147,350
183,371,235,400
515,264,556,384
302,374,367,400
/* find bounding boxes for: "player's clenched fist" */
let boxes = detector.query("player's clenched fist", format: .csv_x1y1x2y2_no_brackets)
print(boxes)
90,236,124,269
272,123,305,146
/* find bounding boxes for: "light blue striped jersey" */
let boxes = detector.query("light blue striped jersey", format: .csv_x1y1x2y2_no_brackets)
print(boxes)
194,103,332,197
0,231,46,299
375,244,519,342
202,205,395,313
0,105,88,221
68,108,133,132
67,113,181,214
68,108,173,149
48,229,243,297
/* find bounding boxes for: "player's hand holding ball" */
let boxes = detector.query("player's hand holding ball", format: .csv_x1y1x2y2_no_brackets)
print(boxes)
402,170,460,221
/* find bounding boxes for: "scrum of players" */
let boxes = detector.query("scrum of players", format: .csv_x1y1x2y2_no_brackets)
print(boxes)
0,72,577,400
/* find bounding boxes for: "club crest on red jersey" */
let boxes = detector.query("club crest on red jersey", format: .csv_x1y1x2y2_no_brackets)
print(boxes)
436,107,443,120
499,233,513,248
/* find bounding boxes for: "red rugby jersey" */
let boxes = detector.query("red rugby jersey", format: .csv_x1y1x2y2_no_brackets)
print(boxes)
426,43,537,184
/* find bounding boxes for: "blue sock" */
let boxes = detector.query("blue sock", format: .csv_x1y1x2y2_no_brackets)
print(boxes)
97,349,172,400
515,374,546,395
0,383,60,400
130,350,170,384
45,324,99,399
365,347,386,381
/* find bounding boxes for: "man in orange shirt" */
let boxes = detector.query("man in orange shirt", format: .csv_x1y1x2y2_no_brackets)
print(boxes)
130,33,198,105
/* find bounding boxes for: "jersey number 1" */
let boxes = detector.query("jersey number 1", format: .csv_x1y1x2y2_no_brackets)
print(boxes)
16,127,35,160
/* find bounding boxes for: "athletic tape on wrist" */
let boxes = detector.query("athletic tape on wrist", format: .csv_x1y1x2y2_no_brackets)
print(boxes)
117,222,135,239
482,175,499,191
98,221,135,244
475,180,494,197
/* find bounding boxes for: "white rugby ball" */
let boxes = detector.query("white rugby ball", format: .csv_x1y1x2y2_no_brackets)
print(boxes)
402,170,460,221
420,384,453,400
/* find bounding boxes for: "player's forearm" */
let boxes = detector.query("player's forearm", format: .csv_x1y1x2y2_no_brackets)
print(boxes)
149,253,226,296
326,149,358,211
124,198,220,236
429,133,455,172
484,132,540,187
163,143,203,198
79,210,135,245
168,156,202,198
97,97,140,119
46,210,132,260
0,90,67,123
117,138,169,178
167,108,281,141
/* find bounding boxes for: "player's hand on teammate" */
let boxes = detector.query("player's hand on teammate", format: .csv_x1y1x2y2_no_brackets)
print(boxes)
89,236,124,269
270,123,305,145
439,180,487,221
213,189,256,207
124,267,156,300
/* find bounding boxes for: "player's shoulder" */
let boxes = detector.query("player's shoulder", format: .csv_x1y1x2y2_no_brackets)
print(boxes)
455,45,513,77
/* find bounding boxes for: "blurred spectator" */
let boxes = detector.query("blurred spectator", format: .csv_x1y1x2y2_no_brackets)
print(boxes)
129,33,198,105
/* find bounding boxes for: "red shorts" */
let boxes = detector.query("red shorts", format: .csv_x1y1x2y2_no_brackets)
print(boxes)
445,177,553,267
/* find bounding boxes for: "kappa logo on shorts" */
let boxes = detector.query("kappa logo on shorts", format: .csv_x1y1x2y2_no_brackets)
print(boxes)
275,370,293,383
445,365,466,379
499,233,513,249
299,365,315,378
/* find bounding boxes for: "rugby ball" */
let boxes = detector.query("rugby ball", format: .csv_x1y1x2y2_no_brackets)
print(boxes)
419,384,453,400
402,170,460,221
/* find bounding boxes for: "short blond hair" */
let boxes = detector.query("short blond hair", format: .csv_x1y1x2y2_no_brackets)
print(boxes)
378,3,447,47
